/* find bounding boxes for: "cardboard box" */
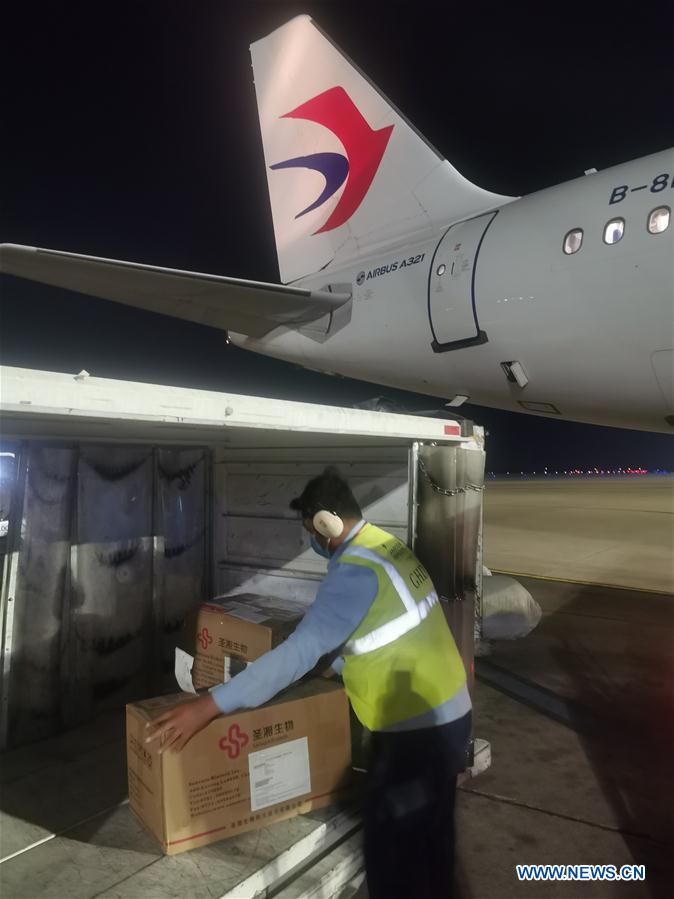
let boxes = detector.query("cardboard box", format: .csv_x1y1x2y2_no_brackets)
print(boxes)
126,678,351,855
188,593,305,689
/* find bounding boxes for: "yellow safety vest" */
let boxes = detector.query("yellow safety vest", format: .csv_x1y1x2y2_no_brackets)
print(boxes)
338,523,467,731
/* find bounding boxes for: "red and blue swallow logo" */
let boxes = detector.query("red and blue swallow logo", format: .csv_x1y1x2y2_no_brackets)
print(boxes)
271,86,394,234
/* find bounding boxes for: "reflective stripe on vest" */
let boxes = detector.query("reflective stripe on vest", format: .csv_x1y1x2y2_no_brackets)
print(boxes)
341,545,439,656
343,590,439,655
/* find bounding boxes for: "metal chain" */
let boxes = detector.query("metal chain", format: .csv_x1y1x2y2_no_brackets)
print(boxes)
418,458,485,496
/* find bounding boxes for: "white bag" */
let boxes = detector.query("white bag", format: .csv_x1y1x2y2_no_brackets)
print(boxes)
481,574,542,640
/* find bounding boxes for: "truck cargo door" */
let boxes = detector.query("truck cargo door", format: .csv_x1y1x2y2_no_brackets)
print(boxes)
409,441,485,709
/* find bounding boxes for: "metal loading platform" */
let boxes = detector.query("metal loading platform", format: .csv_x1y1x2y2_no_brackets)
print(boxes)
0,707,365,898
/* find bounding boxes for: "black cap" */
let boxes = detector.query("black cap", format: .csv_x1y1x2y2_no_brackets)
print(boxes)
289,466,362,519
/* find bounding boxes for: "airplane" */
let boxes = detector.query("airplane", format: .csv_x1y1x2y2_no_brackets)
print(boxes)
1,15,672,433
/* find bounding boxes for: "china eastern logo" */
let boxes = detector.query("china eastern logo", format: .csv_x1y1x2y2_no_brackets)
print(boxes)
270,86,394,234
218,723,249,759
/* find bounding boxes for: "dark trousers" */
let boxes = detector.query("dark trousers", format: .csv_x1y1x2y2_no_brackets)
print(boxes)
364,711,472,899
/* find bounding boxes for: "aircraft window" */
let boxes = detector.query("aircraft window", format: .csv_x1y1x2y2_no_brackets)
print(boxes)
563,229,583,254
648,206,670,234
603,218,625,244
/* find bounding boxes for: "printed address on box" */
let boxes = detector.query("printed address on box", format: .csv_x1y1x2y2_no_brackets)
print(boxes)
248,736,311,811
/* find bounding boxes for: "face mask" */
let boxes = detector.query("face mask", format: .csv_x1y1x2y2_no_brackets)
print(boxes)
310,535,330,559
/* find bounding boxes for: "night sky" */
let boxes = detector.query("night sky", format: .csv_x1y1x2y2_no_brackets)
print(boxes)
1,1,673,471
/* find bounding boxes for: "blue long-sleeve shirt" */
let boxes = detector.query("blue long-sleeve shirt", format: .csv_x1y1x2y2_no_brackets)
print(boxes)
210,522,377,713
210,521,472,731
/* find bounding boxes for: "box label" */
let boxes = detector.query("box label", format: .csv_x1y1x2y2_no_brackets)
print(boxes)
174,648,197,693
223,654,249,683
248,737,311,811
220,601,268,624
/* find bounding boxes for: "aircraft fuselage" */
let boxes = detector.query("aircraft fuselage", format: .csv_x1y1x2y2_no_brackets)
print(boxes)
232,149,674,432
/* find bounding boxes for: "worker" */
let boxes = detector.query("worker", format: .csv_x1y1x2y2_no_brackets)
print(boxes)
146,466,471,899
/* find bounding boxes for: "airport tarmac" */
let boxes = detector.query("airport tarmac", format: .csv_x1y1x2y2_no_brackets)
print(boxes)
482,476,674,594
460,575,674,898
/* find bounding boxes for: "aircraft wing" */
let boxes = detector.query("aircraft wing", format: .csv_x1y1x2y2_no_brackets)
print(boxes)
0,244,351,338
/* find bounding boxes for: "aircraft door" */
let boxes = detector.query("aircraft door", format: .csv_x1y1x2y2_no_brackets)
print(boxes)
428,212,497,351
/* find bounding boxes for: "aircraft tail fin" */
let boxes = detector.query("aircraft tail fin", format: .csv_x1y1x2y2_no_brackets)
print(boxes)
250,16,514,283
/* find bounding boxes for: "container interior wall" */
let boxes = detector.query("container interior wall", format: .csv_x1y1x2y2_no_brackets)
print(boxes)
1,436,482,749
213,446,410,605
0,442,208,748
155,449,209,693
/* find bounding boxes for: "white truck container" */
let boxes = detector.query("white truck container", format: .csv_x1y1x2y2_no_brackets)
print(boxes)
0,366,489,898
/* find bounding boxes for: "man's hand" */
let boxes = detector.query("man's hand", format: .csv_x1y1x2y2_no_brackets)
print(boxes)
145,693,220,753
